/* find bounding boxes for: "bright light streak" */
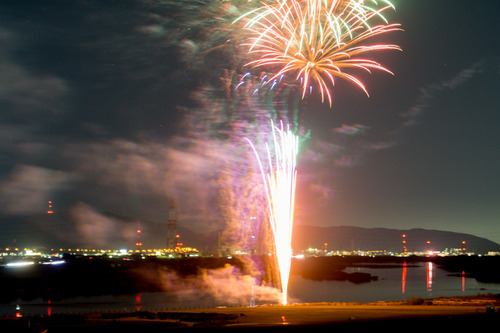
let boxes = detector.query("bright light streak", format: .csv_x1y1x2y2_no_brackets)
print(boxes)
42,260,65,265
246,120,298,305
6,261,35,267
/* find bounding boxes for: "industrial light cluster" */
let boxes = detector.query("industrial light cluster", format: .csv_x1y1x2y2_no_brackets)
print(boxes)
0,247,200,267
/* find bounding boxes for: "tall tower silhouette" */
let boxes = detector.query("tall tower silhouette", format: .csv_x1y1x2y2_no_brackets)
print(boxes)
47,200,54,214
166,200,178,250
135,222,143,249
402,234,407,255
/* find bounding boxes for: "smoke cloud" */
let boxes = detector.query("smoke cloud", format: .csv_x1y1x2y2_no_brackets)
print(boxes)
0,165,72,215
399,60,485,130
153,263,284,306
70,202,138,248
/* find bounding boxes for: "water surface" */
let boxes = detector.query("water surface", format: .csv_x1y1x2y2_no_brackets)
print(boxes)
2,261,500,317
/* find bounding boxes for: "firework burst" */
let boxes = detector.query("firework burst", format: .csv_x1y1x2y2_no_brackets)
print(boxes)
236,0,402,106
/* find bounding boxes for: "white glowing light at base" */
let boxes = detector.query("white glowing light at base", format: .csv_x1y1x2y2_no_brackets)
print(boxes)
247,120,298,305
6,261,35,267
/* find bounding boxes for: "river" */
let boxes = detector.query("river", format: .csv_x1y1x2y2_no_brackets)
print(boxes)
288,261,500,303
2,261,500,317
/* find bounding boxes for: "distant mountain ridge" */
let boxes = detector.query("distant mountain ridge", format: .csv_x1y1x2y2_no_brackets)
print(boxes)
1,213,499,254
292,225,500,254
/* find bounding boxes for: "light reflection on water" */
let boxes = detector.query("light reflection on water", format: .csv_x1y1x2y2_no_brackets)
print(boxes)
2,262,500,317
288,261,500,304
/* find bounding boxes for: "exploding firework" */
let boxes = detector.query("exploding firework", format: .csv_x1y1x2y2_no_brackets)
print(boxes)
235,0,402,106
165,0,401,306
246,121,298,305
237,0,401,306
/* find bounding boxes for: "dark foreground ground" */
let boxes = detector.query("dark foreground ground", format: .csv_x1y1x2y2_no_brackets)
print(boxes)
1,295,499,332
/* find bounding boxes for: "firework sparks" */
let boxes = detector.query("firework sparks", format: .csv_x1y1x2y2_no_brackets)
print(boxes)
246,121,298,305
236,0,402,106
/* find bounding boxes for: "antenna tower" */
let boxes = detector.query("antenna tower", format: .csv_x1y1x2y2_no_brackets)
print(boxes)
402,234,407,255
167,200,178,250
136,222,143,249
47,200,54,214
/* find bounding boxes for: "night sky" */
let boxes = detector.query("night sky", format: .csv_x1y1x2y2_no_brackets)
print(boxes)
1,0,499,247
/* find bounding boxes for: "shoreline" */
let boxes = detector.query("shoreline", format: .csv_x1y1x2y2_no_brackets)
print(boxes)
2,294,499,332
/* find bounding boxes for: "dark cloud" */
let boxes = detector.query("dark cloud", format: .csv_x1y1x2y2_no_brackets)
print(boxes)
0,165,72,215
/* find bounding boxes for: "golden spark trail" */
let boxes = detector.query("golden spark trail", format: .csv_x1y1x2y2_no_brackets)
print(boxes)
246,121,298,305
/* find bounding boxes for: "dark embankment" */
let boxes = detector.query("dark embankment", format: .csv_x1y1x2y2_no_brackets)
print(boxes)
0,255,261,304
432,255,500,282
